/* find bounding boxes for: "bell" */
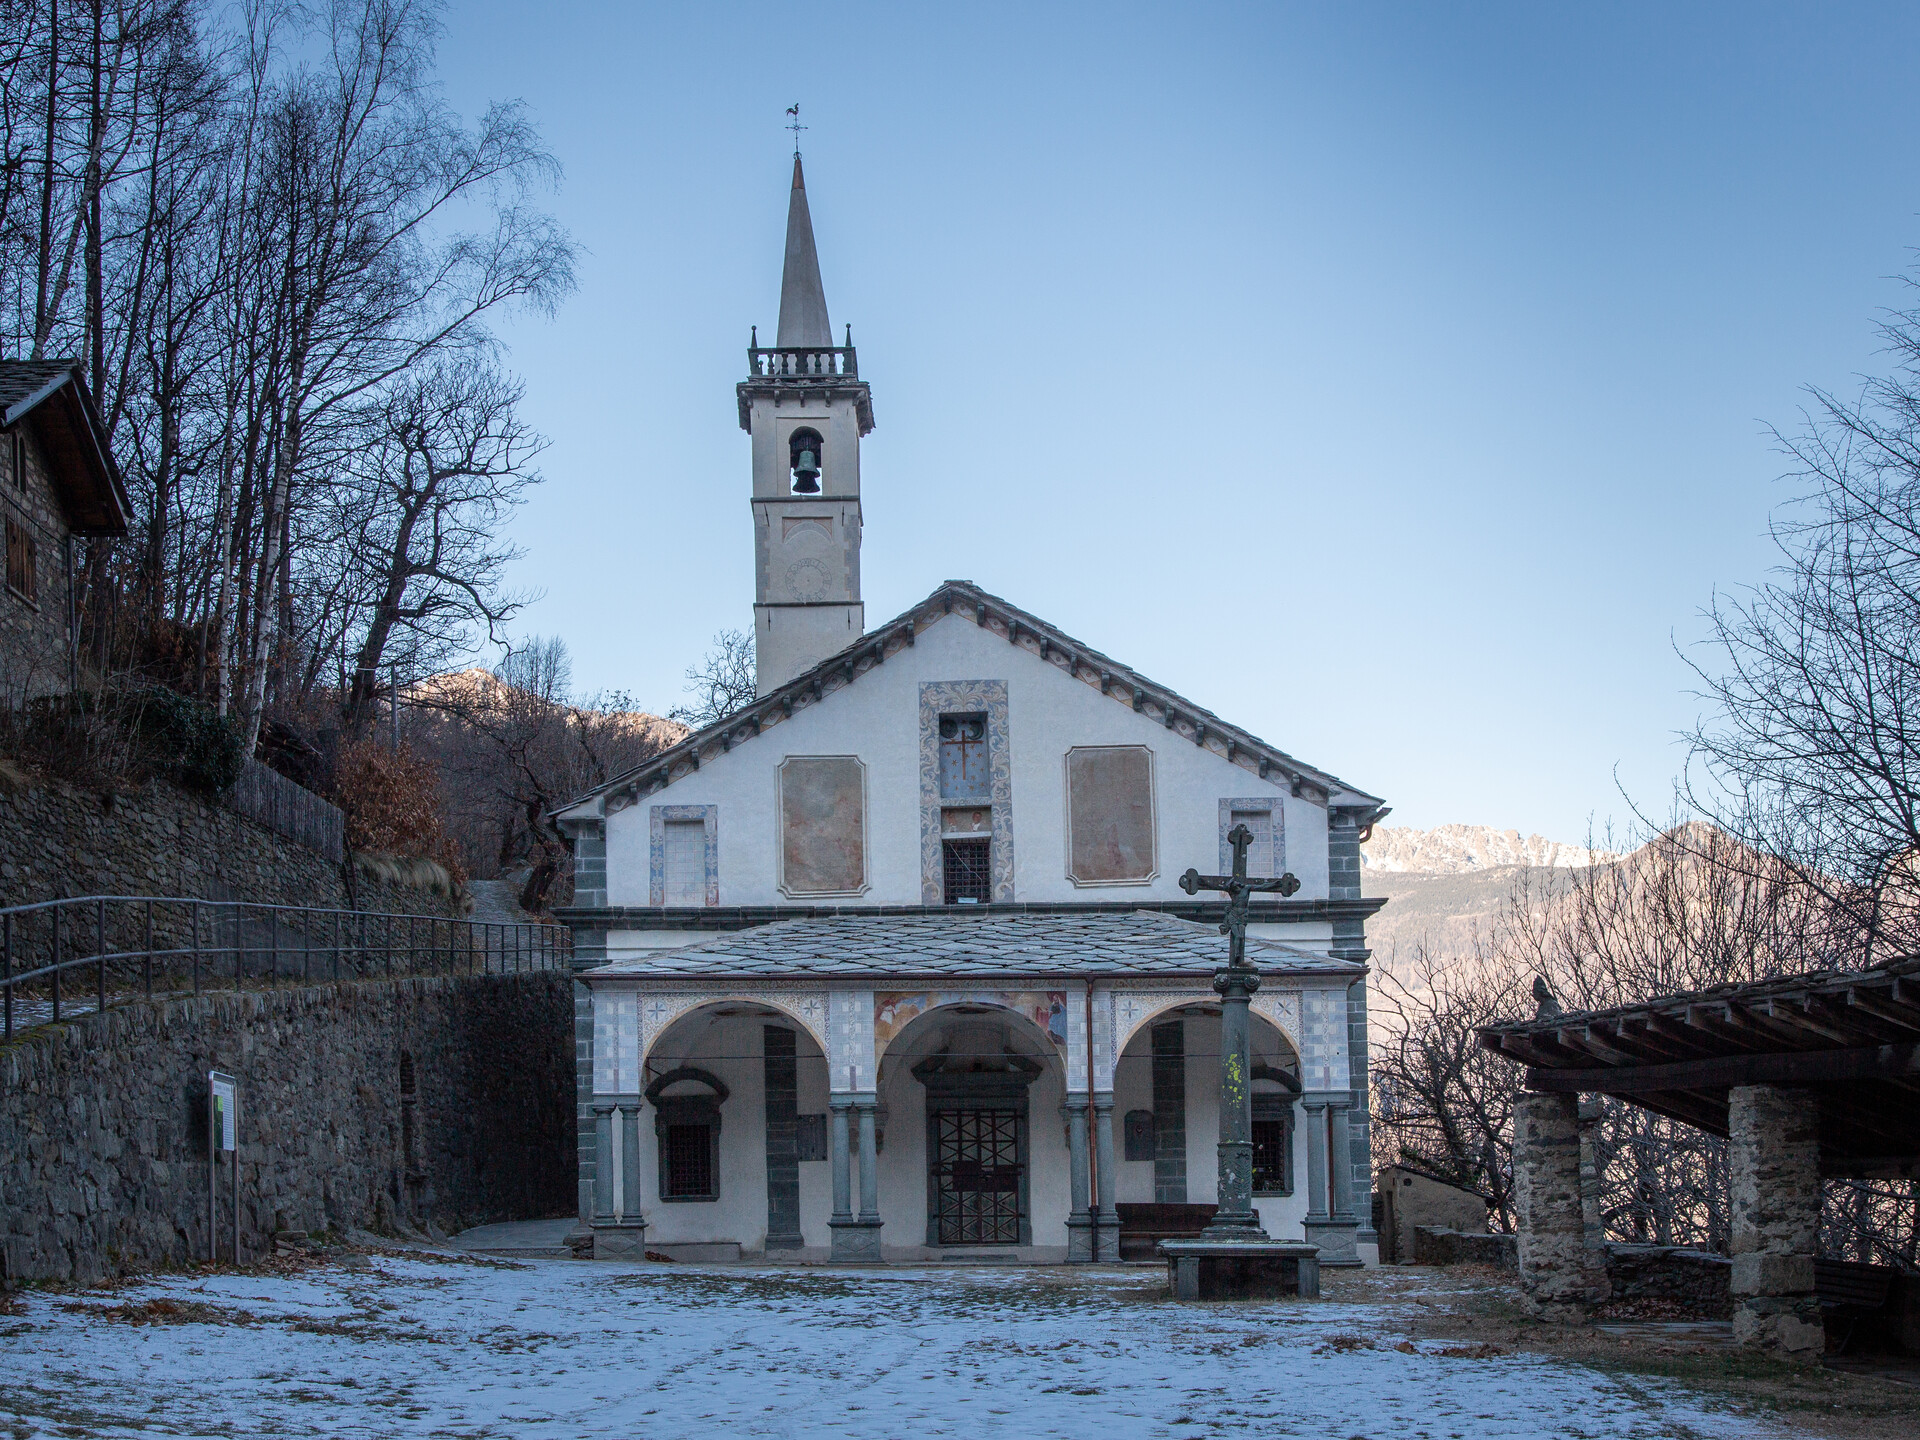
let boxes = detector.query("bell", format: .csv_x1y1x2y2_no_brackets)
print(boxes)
792,447,821,493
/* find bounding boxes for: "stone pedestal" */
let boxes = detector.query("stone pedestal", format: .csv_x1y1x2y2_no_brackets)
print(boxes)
1514,1092,1608,1321
1160,1240,1321,1300
1729,1084,1824,1360
591,1221,647,1259
1302,1217,1361,1267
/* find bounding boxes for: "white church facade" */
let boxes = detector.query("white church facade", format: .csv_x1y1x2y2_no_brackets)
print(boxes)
553,157,1388,1266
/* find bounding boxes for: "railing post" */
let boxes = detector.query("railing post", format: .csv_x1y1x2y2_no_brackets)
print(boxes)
97,897,106,1017
143,899,154,999
3,911,12,1040
409,914,417,977
191,902,200,996
235,905,245,992
333,909,342,982
384,913,392,980
51,906,61,1024
302,909,311,985
269,907,279,984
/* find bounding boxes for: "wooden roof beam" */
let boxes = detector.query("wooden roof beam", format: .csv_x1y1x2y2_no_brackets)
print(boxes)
1523,1039,1920,1095
1846,987,1920,1034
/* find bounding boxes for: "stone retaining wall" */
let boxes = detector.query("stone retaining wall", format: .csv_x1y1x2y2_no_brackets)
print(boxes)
0,767,460,952
0,971,573,1284
1605,1245,1733,1317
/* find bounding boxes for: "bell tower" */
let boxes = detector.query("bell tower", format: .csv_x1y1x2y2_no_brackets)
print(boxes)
739,155,875,696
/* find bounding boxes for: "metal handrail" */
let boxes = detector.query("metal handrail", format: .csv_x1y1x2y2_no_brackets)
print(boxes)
0,894,571,1041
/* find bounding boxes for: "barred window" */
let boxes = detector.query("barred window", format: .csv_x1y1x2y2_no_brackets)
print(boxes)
942,836,990,904
663,1123,715,1199
1251,1115,1291,1196
5,518,35,602
938,713,989,800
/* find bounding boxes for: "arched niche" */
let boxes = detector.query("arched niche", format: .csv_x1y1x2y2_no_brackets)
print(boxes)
1116,991,1303,1062
875,999,1067,1249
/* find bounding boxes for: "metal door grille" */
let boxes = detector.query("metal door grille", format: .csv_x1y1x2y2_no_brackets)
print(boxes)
932,1108,1022,1244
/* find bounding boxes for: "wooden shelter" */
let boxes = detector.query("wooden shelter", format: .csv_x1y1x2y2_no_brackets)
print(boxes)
1479,956,1920,1359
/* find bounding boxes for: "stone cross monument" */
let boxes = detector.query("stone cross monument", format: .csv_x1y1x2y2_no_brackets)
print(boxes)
1158,824,1323,1299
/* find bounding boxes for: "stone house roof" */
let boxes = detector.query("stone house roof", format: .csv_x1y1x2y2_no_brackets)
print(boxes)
593,908,1368,980
0,361,128,535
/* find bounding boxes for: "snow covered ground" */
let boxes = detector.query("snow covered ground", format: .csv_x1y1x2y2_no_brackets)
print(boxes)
0,1254,1785,1439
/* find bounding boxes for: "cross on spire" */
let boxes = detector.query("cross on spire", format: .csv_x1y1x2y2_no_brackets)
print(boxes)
1178,824,1301,970
785,103,806,157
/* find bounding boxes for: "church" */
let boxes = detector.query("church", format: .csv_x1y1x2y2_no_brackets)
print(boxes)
553,156,1388,1267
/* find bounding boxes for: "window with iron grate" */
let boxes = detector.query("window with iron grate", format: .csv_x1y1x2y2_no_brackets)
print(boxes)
942,836,990,904
664,1123,715,1198
1251,1114,1292,1196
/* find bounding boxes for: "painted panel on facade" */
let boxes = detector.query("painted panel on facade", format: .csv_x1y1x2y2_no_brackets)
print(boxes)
663,820,706,905
778,756,867,895
874,990,1069,1050
1065,745,1156,885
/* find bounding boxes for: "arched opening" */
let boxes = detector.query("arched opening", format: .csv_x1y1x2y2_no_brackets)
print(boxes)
1111,1002,1304,1253
876,999,1069,1252
640,1000,830,1258
788,427,824,493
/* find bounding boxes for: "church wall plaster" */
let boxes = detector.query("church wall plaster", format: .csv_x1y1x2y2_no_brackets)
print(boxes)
596,616,1329,910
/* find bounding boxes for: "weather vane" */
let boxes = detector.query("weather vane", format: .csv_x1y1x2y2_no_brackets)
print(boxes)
785,103,806,157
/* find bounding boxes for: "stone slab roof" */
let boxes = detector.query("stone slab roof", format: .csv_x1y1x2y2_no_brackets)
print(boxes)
0,359,128,533
592,909,1365,980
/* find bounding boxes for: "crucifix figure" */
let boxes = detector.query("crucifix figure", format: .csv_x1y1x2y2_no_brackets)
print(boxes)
1179,823,1300,1239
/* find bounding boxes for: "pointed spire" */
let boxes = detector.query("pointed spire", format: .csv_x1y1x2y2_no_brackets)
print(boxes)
776,155,832,347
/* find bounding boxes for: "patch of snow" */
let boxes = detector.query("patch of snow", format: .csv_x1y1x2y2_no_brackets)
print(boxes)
0,1257,1784,1438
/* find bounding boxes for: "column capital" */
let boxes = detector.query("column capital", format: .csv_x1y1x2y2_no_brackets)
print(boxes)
1062,1093,1090,1113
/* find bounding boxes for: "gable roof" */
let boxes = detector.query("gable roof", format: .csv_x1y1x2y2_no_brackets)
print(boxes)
555,579,1387,823
591,908,1364,980
0,361,129,535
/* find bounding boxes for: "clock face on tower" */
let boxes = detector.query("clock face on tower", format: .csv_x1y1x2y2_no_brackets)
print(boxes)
785,557,832,602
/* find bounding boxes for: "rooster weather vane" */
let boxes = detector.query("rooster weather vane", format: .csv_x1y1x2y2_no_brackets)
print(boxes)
786,104,806,157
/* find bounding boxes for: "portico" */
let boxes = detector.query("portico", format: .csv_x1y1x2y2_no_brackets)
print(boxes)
576,911,1366,1263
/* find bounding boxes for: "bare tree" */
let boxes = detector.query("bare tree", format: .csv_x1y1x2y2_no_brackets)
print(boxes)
669,627,755,727
1684,277,1920,964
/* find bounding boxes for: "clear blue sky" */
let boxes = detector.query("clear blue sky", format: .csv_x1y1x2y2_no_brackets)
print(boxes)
434,2,1920,844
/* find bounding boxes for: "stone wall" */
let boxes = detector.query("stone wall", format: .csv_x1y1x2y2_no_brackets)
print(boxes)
1605,1245,1732,1317
1412,1226,1519,1268
0,766,460,926
0,971,573,1284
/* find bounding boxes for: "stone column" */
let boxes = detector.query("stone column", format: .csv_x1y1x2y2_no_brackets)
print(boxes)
1093,1092,1121,1262
1065,1095,1094,1263
856,1101,880,1224
619,1102,643,1223
827,1094,858,1259
1729,1085,1823,1360
592,1100,617,1226
1202,963,1267,1239
1514,1091,1608,1321
1302,1096,1360,1265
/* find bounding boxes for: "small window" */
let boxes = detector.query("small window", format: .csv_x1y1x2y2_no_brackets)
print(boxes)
5,518,35,602
1252,1114,1292,1196
938,714,989,800
1229,809,1274,878
7,433,23,492
664,1123,716,1198
942,836,990,904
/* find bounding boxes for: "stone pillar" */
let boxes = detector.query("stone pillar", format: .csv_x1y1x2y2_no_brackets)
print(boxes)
827,1095,858,1259
1577,1097,1605,1252
1302,1096,1360,1265
592,1100,617,1226
1065,1096,1094,1263
856,1102,880,1224
1093,1092,1121,1262
1203,963,1266,1240
619,1102,643,1224
1514,1092,1608,1321
1728,1085,1823,1360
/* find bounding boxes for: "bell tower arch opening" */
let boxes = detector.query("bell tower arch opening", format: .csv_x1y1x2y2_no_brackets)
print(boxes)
739,155,875,695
